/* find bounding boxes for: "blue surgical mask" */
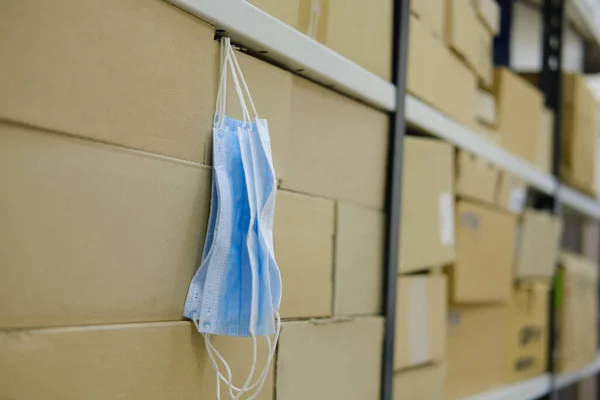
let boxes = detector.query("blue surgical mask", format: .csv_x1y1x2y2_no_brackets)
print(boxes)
183,37,281,399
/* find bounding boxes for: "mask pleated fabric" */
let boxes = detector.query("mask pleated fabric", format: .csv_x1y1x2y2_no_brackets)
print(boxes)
183,37,282,400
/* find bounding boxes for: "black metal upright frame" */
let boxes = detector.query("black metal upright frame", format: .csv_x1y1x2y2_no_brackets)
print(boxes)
540,0,565,398
380,0,411,399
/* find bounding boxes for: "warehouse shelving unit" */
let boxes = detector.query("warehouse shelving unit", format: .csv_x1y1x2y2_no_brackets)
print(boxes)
166,0,600,399
457,352,600,400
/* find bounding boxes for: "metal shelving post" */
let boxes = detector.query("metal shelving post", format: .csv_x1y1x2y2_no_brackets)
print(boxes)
540,0,565,398
381,0,411,399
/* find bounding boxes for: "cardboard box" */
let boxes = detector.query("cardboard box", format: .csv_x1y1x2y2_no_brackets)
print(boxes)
535,109,555,173
252,0,394,80
476,89,498,126
474,21,494,87
472,0,500,35
274,190,334,319
277,317,384,400
514,210,562,279
456,150,499,204
393,363,446,400
225,49,293,178
281,76,389,210
411,0,447,39
493,68,544,163
556,252,599,374
495,172,528,214
247,0,300,29
504,281,550,384
0,123,212,329
577,375,598,400
334,202,384,316
454,200,517,303
446,0,478,65
561,74,598,197
0,322,206,399
446,304,507,400
0,321,276,400
395,274,447,370
297,0,328,42
0,0,219,164
400,137,456,273
325,0,394,80
446,0,494,86
408,15,477,126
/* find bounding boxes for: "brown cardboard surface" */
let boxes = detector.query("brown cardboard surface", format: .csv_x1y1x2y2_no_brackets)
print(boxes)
476,89,497,126
556,252,599,374
400,137,456,273
454,200,517,303
0,0,219,164
393,362,446,400
446,0,478,68
408,15,477,126
493,68,544,163
456,150,499,204
472,0,500,35
411,0,447,39
281,76,389,210
0,123,212,329
515,210,563,279
277,317,384,400
274,190,334,319
504,281,550,384
474,21,494,87
325,0,394,80
535,109,554,173
495,172,528,215
446,304,507,400
0,322,206,399
577,375,598,400
225,50,292,178
395,274,447,370
561,74,598,197
334,202,385,316
248,0,300,28
298,0,329,42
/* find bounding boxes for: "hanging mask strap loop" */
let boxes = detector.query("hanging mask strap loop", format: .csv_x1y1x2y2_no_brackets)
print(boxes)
227,46,260,123
215,38,230,129
215,37,253,128
194,313,281,400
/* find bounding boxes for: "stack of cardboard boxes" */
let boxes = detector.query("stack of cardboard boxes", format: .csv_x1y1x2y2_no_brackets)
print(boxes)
408,0,558,212
402,1,571,397
561,74,599,197
555,252,599,375
248,0,394,81
393,136,454,399
0,0,392,398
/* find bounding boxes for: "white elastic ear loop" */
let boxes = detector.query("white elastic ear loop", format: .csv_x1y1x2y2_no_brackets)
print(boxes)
242,313,281,400
228,46,259,122
201,313,281,400
215,38,231,129
204,333,263,399
226,50,251,126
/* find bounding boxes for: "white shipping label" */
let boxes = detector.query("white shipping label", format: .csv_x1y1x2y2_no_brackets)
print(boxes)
508,186,526,213
438,192,455,246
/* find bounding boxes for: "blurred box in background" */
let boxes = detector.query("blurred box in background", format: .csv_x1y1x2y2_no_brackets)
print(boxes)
504,281,550,384
395,274,447,370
